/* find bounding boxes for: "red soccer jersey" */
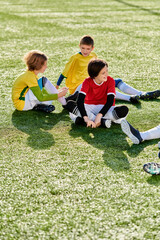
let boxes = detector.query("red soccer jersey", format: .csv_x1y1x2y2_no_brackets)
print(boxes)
80,76,116,105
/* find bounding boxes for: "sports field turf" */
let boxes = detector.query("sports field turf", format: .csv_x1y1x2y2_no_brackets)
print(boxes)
0,0,160,239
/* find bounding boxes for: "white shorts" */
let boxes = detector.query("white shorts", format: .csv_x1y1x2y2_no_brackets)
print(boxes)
70,104,125,124
23,89,53,111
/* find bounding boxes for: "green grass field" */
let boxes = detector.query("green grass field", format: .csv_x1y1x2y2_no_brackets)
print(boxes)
0,0,160,239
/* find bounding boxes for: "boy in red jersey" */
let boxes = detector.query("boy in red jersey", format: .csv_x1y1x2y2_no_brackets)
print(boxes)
66,59,129,128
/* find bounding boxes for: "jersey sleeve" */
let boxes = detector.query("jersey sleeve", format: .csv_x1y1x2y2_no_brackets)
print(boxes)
30,86,58,101
56,74,65,86
62,55,76,78
107,77,116,96
80,78,90,95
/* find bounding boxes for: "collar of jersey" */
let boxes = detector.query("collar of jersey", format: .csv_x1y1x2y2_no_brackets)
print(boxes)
93,79,104,86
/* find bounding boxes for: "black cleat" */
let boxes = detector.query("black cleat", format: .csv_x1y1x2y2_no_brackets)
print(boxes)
121,119,143,144
130,95,140,104
33,104,55,113
65,91,79,102
140,90,160,100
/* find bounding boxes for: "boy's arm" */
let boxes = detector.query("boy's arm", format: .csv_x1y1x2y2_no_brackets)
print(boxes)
94,94,114,127
77,93,87,117
30,86,58,101
56,74,66,89
56,55,75,89
99,94,115,116
77,93,95,127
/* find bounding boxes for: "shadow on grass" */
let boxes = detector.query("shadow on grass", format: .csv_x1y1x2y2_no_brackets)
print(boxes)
69,121,159,172
69,123,132,172
12,109,70,150
126,139,159,158
115,99,142,109
147,175,160,186
114,0,160,16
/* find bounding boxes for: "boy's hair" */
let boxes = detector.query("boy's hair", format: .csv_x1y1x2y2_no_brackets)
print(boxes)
88,59,108,79
80,35,94,47
24,50,48,71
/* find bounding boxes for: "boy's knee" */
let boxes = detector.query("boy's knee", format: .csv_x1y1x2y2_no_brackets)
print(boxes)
113,105,129,119
114,78,123,88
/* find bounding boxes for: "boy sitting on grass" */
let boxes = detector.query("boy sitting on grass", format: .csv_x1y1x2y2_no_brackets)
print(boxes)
12,50,68,113
65,59,129,128
56,35,97,96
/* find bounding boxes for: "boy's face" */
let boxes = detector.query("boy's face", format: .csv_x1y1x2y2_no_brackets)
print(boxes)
39,60,47,73
95,66,108,83
79,44,94,57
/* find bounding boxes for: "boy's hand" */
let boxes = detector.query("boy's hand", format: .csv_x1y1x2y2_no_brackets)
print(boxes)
58,87,68,91
56,85,59,89
94,113,103,127
87,120,96,128
58,87,68,98
83,116,96,128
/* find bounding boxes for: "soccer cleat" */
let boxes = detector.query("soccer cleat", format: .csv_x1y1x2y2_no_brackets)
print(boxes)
65,91,79,103
121,119,143,144
143,162,160,175
33,104,55,113
140,90,160,100
130,95,140,104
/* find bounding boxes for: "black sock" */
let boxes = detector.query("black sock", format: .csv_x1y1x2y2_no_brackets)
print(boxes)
101,118,107,128
75,117,87,126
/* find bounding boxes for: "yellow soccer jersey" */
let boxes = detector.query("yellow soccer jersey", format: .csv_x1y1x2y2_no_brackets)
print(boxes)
12,71,38,110
62,52,97,94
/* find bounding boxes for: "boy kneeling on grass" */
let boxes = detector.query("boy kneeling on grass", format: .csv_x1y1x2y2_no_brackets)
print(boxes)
65,59,129,128
12,50,68,113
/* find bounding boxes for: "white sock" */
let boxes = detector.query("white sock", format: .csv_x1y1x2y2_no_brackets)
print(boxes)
118,82,142,95
140,125,160,141
115,91,130,101
45,79,66,105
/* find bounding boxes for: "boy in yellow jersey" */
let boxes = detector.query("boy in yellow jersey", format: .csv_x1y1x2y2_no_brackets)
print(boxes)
12,50,68,112
56,35,97,95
